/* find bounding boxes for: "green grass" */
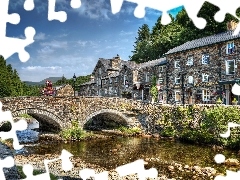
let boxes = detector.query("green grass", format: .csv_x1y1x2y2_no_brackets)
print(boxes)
19,114,33,118
117,126,142,135
17,166,57,180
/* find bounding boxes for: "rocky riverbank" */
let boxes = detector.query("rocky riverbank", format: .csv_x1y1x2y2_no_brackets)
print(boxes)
13,153,223,180
0,142,20,180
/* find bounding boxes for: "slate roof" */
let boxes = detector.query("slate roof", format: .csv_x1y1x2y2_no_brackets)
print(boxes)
137,57,166,69
166,30,240,55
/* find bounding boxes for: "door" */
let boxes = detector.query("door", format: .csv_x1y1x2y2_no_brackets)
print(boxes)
188,89,193,104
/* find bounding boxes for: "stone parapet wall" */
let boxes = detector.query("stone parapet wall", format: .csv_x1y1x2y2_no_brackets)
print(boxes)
0,96,240,133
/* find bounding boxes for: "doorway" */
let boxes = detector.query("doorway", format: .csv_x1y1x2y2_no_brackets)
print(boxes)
225,84,234,105
188,89,193,104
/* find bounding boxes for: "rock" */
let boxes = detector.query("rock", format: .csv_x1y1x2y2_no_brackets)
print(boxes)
168,165,174,171
225,158,239,166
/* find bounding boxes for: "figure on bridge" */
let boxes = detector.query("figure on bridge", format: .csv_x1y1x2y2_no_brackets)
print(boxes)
41,80,55,96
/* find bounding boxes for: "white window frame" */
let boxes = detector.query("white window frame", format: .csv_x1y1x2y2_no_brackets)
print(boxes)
225,60,235,75
202,54,210,64
109,87,112,94
174,61,180,68
145,73,150,82
202,73,209,82
226,42,235,54
175,91,181,101
186,56,193,66
175,77,180,84
202,89,210,101
188,76,193,84
158,66,163,72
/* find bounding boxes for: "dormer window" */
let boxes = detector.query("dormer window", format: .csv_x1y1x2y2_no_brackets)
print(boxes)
186,56,193,66
202,54,210,64
226,42,235,54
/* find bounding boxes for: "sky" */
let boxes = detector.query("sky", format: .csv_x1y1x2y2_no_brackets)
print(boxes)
6,0,182,82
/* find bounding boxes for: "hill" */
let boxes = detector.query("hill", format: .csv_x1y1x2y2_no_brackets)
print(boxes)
24,77,62,86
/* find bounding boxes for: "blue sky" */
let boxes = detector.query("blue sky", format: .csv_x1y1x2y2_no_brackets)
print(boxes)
6,0,182,82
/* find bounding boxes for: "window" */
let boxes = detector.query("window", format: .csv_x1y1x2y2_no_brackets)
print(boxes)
109,77,112,84
202,89,210,101
175,77,180,84
115,77,118,82
226,60,235,75
188,76,193,84
99,68,102,75
109,87,112,94
145,73,150,82
158,78,164,84
104,79,107,84
158,66,163,72
202,73,209,82
187,56,193,65
98,78,101,85
175,61,180,68
202,54,210,64
104,89,107,95
226,42,235,54
175,91,181,101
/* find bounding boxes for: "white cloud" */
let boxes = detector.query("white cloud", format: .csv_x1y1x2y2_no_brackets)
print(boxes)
34,32,46,40
37,46,54,54
22,66,62,71
72,0,111,19
40,40,68,49
119,30,135,36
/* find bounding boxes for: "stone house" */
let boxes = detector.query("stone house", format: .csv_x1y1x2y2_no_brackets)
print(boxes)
165,21,240,105
78,55,166,102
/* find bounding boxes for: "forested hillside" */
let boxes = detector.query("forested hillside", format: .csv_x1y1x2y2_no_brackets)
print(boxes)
0,55,91,97
130,2,240,63
0,55,42,97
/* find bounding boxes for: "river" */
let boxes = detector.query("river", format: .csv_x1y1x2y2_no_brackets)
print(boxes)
15,119,239,179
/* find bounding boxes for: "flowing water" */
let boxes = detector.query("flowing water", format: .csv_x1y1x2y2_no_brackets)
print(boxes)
16,119,239,178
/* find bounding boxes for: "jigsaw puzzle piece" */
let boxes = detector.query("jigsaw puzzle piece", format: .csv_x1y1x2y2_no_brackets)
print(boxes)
24,0,35,11
182,0,207,29
48,0,67,22
0,101,28,150
70,0,81,9
0,0,20,37
116,159,158,180
20,164,50,180
79,168,108,180
0,156,15,180
0,26,36,62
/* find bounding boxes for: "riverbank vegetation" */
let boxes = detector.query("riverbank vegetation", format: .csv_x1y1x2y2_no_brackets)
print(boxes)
117,126,142,136
59,120,93,140
17,166,57,180
157,105,240,149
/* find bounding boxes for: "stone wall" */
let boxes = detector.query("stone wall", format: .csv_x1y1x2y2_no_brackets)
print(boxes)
56,84,74,96
2,96,240,134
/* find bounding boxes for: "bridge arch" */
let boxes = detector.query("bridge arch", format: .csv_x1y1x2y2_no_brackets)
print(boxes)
83,109,133,129
12,108,64,133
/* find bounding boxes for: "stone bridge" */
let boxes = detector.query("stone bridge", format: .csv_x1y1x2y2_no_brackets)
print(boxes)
0,96,162,133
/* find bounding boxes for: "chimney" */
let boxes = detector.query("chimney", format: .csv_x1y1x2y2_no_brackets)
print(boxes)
110,54,121,69
227,20,238,31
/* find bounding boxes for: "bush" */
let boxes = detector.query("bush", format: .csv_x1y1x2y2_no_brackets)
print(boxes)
117,126,141,135
60,120,90,140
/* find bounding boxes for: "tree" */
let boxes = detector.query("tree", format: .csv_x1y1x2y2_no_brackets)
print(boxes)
130,24,151,63
150,76,158,103
130,2,240,64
